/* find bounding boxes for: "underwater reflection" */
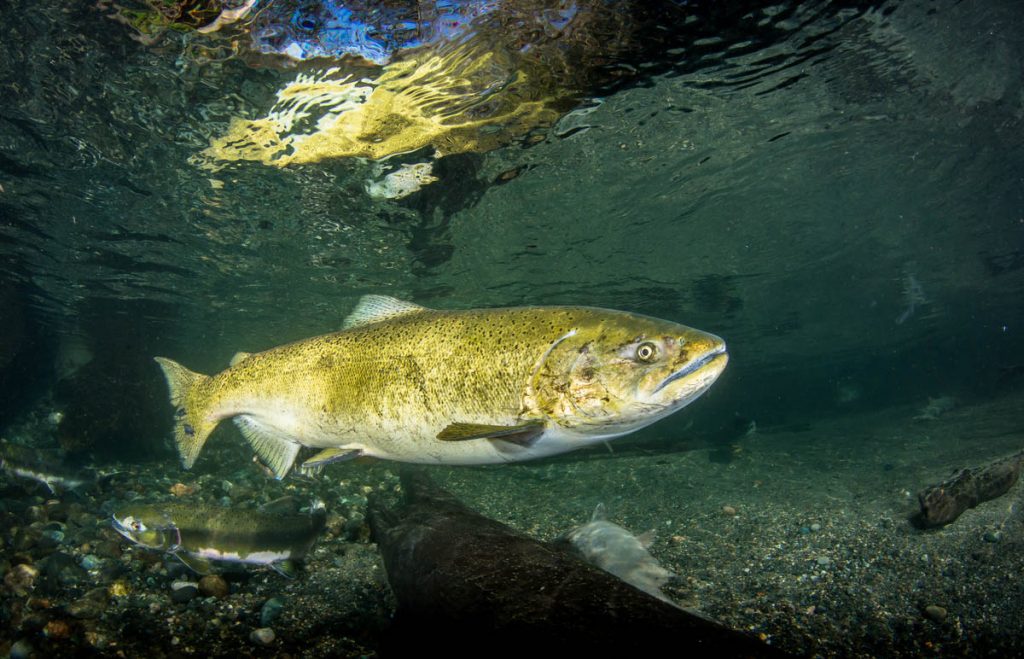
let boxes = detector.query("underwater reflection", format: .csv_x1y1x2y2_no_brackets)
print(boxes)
109,1,652,173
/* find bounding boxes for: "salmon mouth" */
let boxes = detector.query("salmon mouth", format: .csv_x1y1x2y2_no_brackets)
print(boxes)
653,343,728,395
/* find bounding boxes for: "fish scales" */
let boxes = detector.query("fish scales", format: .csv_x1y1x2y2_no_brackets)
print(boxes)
112,501,326,576
150,505,321,557
155,296,728,477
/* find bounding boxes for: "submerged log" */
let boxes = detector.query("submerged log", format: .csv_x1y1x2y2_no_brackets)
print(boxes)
916,450,1024,528
367,469,790,658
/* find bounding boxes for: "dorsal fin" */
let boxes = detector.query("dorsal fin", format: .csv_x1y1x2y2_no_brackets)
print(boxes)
342,295,430,329
229,351,252,367
591,503,608,522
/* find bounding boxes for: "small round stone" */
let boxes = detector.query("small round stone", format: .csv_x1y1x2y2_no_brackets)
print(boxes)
816,556,831,567
250,627,276,645
722,505,737,516
198,574,229,599
260,597,285,626
80,554,102,570
4,563,39,596
108,581,130,598
44,619,72,639
10,639,33,659
810,523,821,532
924,605,947,622
170,581,199,604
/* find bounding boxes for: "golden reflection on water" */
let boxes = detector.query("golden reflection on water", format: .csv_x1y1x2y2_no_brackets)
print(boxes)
196,36,568,168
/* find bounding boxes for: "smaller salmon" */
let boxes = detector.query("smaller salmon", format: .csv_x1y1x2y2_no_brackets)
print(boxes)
111,500,326,578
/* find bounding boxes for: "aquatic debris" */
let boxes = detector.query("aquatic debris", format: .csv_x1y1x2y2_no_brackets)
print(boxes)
55,334,94,381
111,501,327,577
0,440,98,494
154,294,727,478
366,470,786,656
195,0,256,34
895,270,927,325
365,162,438,200
559,503,677,605
915,450,1024,528
913,396,956,421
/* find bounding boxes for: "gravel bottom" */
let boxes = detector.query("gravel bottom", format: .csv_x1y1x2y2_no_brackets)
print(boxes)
2,388,1023,657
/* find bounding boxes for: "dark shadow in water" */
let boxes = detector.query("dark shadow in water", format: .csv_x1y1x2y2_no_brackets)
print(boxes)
52,297,183,463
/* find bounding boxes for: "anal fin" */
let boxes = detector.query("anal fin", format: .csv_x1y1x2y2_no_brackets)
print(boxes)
437,421,545,446
270,559,298,579
234,415,301,480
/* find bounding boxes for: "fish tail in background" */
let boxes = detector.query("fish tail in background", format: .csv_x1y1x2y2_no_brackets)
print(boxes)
153,357,217,469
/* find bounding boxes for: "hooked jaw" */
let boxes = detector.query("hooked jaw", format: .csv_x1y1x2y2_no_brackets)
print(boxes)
654,337,728,395
648,334,728,409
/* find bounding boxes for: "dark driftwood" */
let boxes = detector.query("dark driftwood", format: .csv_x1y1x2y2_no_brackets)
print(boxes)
917,450,1024,527
368,469,791,658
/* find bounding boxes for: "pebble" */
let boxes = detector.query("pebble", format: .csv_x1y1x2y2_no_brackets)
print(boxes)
67,587,109,619
810,523,821,532
46,502,70,522
94,540,123,559
924,605,948,622
27,597,52,610
10,639,33,659
42,551,88,589
169,482,195,497
44,619,72,639
250,627,276,645
171,580,199,604
260,597,285,626
4,563,40,596
722,505,737,516
81,554,102,570
11,528,39,552
38,528,65,548
982,530,1002,543
198,575,229,599
108,581,130,597
816,556,831,567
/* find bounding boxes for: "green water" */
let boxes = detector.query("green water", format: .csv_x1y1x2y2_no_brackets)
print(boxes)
0,0,1023,655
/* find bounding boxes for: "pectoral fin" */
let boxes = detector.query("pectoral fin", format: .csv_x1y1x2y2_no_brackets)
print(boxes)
234,415,300,480
437,422,545,446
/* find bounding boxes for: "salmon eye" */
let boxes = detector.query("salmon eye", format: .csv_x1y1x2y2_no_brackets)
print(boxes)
636,342,658,362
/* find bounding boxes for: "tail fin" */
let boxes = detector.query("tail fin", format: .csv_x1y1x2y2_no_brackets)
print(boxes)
153,357,217,469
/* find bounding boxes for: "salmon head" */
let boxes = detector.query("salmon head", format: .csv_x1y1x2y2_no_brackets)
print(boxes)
527,309,728,441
